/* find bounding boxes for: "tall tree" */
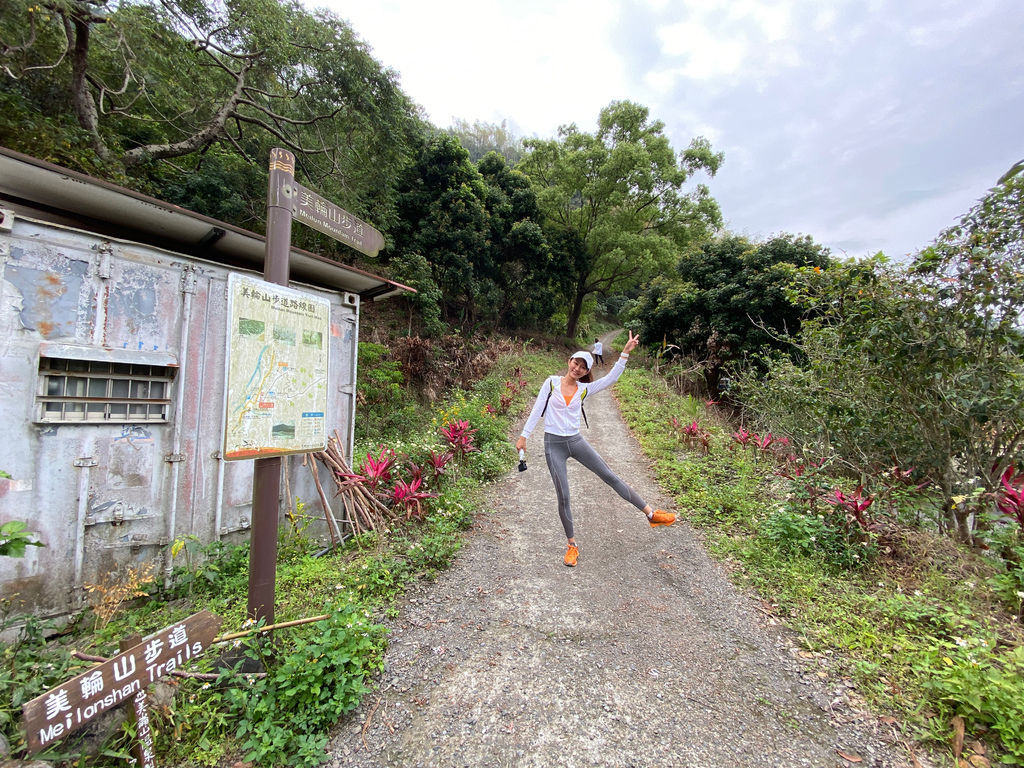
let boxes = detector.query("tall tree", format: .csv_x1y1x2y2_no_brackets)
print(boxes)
447,119,524,164
389,134,490,333
476,152,556,329
632,233,832,380
518,100,723,337
388,141,558,335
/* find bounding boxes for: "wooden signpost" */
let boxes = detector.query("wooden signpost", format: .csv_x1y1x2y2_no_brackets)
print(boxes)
246,148,384,627
21,611,221,758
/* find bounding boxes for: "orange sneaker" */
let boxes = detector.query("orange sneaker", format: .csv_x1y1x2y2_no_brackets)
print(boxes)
564,544,579,567
648,509,676,527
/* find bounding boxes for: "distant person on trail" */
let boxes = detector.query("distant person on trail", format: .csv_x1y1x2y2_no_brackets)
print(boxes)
515,331,675,567
592,338,604,366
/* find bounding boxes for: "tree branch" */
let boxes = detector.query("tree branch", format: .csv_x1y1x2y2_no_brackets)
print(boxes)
121,57,254,166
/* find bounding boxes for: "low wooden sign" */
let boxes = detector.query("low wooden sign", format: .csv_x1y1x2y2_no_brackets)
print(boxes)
22,610,221,754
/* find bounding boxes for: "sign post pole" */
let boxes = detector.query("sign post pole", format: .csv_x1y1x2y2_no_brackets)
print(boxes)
239,147,384,627
119,634,156,768
248,148,296,626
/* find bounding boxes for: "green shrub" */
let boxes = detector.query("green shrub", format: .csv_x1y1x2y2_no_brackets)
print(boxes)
168,538,250,599
924,643,1024,763
0,612,81,758
224,603,386,767
759,507,875,571
355,342,420,443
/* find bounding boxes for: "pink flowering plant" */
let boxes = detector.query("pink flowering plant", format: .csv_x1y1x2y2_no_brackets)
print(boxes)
359,447,397,493
427,449,455,484
827,486,877,533
731,426,752,448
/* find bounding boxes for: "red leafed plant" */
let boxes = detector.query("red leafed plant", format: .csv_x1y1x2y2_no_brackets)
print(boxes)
441,419,477,459
427,449,455,483
359,447,396,492
390,475,437,520
731,427,752,448
681,420,711,454
996,466,1024,529
827,486,876,531
492,373,529,415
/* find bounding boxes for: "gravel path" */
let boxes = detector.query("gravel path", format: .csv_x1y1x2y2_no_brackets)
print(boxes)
327,346,931,768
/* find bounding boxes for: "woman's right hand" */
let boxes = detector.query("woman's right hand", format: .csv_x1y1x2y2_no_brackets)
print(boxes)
515,436,526,452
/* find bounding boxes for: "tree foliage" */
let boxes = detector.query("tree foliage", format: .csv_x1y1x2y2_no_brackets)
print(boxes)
387,137,553,335
519,100,723,337
736,175,1024,541
389,134,489,333
630,233,832,383
446,119,524,165
0,0,423,235
476,152,559,329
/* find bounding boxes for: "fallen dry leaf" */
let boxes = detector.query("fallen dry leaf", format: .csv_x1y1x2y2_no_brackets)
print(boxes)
952,716,965,759
969,741,985,756
837,750,863,763
968,756,991,768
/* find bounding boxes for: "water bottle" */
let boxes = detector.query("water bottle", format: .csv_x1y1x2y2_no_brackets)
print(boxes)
518,449,527,472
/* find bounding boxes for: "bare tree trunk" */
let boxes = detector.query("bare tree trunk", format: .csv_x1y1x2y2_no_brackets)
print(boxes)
565,284,587,339
66,9,109,161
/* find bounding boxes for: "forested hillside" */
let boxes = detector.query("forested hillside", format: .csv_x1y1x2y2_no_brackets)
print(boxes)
0,0,722,341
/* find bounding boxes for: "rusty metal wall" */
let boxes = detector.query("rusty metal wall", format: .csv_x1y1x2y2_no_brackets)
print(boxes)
0,214,358,618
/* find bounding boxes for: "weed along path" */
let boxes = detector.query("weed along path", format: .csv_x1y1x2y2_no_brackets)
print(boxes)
327,360,918,767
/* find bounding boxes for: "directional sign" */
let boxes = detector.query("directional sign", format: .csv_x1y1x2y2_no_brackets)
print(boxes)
22,611,221,754
291,181,385,257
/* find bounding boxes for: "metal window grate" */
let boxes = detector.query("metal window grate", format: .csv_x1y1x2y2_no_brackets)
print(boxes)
37,357,175,423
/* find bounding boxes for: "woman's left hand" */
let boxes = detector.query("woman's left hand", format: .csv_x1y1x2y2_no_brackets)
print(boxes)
623,331,639,354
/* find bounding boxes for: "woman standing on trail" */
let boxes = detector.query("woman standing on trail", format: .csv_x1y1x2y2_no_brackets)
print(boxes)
515,331,675,567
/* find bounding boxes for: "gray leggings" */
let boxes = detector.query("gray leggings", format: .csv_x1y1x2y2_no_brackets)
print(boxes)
543,432,647,539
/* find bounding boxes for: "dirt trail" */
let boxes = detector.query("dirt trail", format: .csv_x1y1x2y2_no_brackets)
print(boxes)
327,336,924,768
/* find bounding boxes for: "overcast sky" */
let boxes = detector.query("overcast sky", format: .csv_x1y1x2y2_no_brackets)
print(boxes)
321,0,1023,261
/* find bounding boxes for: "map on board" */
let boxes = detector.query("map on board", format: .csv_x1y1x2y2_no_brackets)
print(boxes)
223,274,330,460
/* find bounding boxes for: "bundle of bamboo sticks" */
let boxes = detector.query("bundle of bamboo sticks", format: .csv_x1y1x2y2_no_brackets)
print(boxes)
306,431,392,545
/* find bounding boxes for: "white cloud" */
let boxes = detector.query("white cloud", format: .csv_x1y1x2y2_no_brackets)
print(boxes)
318,0,1024,261
657,22,747,79
331,0,624,136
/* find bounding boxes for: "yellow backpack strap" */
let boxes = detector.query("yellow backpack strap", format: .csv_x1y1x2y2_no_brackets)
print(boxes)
580,387,589,429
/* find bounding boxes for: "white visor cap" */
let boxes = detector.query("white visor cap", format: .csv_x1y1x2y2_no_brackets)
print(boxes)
570,351,594,369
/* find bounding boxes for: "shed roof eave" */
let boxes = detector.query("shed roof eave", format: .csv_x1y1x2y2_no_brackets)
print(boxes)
0,146,414,299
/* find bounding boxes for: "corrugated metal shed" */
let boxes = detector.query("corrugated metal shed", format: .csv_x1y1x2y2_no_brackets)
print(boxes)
0,147,409,618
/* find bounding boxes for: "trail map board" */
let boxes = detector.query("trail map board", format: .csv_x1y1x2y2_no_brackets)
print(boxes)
223,273,330,460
